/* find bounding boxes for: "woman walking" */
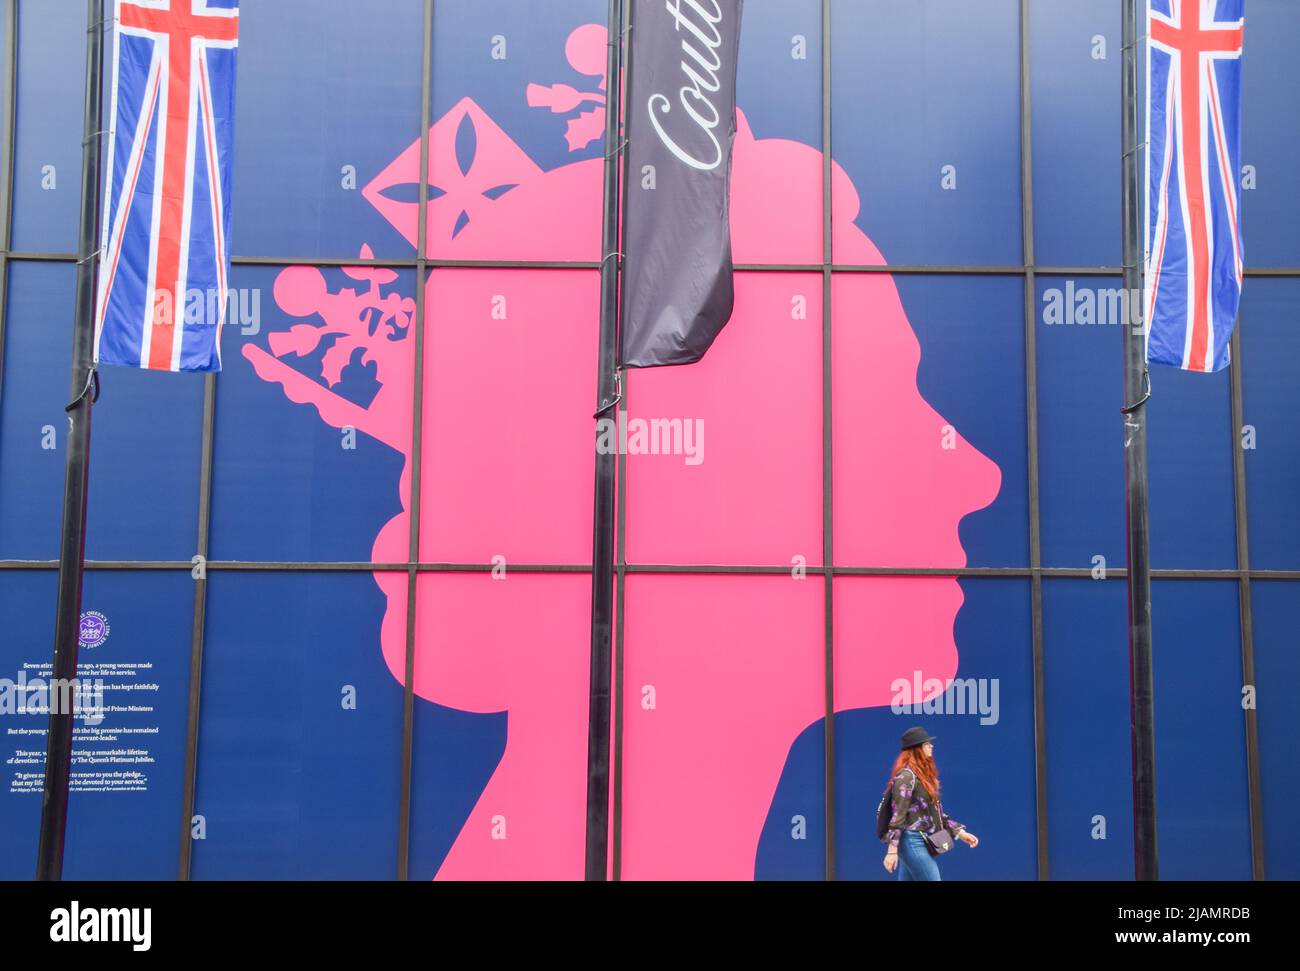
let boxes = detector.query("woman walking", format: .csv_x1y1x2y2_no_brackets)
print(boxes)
881,727,979,880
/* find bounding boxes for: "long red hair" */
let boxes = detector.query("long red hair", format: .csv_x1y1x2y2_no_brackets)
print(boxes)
886,745,940,801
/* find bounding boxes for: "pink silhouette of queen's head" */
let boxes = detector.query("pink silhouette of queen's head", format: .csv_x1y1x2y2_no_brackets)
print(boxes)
244,23,999,881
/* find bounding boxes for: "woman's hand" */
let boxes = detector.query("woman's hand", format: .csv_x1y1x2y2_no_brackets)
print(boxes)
958,831,979,848
883,848,899,873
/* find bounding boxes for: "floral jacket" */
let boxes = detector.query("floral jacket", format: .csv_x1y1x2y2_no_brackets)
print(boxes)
885,767,964,852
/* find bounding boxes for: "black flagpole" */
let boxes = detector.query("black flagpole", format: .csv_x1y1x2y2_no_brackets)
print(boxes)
1121,0,1159,882
36,0,105,881
584,0,626,881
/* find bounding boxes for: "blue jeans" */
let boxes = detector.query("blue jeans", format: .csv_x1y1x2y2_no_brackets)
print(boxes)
896,830,941,881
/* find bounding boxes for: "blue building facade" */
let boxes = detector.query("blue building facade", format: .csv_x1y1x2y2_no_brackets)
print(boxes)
0,0,1295,880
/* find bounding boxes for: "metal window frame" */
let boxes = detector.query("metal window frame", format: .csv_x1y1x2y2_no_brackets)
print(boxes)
1019,0,1050,882
1229,324,1265,880
0,0,1284,882
819,0,835,882
0,0,17,414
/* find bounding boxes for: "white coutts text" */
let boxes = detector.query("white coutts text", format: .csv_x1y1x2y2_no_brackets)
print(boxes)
647,0,728,171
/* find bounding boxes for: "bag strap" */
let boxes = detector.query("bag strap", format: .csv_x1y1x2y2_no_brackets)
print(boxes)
924,783,948,835
899,768,946,834
927,798,946,834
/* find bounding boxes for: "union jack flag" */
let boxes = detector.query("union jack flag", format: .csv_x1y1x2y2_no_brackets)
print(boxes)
1144,0,1244,373
94,0,239,373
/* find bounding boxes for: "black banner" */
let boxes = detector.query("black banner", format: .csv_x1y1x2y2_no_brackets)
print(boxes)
620,0,743,368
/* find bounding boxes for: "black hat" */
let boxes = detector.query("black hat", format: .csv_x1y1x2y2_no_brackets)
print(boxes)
900,726,936,750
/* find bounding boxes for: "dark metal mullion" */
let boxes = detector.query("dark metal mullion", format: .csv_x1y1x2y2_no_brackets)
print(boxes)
1239,267,1300,277
237,256,603,270
610,0,632,883
396,0,434,883
0,250,7,412
1019,0,1049,883
177,373,216,880
1228,326,1265,879
0,0,12,250
831,264,1027,275
9,559,1300,579
0,0,22,870
0,0,19,428
611,399,626,881
819,0,835,883
9,246,1300,279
